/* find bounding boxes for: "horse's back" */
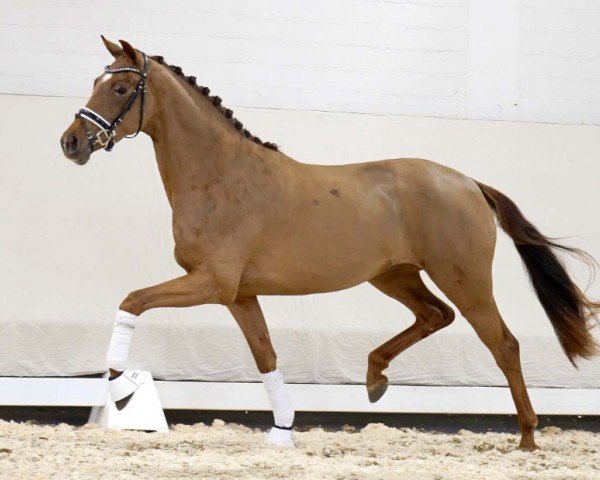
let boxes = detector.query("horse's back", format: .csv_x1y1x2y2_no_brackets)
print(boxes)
239,157,494,296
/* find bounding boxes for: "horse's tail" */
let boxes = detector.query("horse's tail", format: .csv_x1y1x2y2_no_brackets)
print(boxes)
476,181,599,366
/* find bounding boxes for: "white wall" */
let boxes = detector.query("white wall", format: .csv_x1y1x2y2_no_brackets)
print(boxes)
2,0,600,124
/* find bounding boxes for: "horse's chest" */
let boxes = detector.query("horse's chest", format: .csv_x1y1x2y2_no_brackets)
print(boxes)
170,202,251,271
172,221,223,262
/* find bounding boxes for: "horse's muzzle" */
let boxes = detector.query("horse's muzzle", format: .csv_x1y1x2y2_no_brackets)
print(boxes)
60,126,91,165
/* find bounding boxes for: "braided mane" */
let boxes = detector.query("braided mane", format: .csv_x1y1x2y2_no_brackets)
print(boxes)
151,55,279,152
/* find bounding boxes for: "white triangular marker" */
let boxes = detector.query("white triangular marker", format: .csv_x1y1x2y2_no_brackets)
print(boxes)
88,371,168,433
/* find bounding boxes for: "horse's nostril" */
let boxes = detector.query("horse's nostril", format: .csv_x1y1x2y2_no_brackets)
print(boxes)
66,134,79,154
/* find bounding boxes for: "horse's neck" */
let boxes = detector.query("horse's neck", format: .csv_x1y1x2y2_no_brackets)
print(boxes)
145,69,256,204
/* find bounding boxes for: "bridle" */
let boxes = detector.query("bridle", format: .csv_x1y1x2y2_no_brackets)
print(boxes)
75,53,148,152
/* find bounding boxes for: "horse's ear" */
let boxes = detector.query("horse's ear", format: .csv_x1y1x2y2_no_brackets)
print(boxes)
101,35,122,59
119,39,141,65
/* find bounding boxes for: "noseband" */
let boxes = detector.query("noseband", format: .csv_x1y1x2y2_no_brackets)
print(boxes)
75,53,148,152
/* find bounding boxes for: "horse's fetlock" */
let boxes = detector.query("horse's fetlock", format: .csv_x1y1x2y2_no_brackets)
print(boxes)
368,351,387,370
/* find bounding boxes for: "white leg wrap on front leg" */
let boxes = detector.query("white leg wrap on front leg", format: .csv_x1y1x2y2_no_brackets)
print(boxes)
106,310,142,403
106,310,137,372
261,369,296,447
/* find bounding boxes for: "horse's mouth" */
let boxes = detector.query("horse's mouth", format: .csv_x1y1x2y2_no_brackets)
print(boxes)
72,153,91,166
64,146,91,165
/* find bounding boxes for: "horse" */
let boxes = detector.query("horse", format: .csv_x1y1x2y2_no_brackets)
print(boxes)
60,37,599,450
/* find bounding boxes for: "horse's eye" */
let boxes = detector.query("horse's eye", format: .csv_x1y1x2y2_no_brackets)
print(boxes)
114,86,128,95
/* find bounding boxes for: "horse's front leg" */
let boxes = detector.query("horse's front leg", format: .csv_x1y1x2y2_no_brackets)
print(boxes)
228,297,295,447
106,268,237,409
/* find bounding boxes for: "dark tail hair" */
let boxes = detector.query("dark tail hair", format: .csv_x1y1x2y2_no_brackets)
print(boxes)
476,181,599,366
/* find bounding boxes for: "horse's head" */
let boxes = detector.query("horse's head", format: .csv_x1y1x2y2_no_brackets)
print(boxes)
60,37,152,165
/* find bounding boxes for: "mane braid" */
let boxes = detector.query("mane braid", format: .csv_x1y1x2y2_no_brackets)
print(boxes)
151,55,279,151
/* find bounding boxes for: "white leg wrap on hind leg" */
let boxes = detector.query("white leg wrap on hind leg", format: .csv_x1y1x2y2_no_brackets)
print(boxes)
106,310,137,372
261,369,295,447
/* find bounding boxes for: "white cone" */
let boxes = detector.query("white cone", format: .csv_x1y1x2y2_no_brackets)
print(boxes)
89,371,168,433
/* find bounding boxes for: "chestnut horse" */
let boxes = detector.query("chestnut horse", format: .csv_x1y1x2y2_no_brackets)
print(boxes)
61,38,598,450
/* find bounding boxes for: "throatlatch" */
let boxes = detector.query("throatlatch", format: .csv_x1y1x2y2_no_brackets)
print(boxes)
75,53,148,152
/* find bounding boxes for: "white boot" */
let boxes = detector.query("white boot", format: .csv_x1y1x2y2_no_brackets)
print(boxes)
109,369,143,402
266,425,296,447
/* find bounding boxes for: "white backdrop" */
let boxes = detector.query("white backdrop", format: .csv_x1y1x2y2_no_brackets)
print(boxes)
0,93,599,388
0,1,599,389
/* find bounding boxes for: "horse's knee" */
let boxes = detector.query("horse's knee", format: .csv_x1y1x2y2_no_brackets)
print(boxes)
119,290,147,316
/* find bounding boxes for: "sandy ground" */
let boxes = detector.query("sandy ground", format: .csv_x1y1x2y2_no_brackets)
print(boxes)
0,420,599,480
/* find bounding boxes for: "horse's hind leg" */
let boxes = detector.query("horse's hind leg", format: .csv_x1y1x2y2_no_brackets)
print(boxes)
459,300,538,450
367,265,455,403
428,264,539,450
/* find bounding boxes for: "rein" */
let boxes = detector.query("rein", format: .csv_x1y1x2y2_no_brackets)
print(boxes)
75,53,148,152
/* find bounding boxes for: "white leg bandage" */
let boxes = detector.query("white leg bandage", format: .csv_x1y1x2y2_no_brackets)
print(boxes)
261,369,295,447
106,310,137,372
261,369,295,428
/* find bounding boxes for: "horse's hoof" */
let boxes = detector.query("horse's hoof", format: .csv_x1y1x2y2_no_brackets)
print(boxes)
367,376,388,403
518,440,539,451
